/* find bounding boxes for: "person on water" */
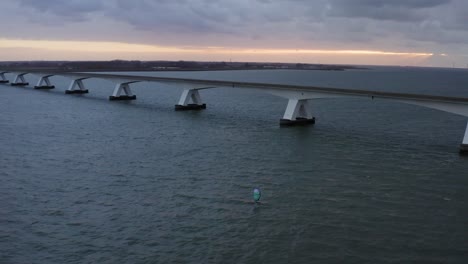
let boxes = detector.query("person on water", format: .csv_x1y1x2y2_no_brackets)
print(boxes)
253,188,261,203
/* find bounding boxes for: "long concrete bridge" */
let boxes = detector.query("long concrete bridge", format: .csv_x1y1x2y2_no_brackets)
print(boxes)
2,70,468,154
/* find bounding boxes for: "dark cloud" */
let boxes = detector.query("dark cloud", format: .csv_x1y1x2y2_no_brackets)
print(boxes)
16,0,325,34
328,0,451,22
332,0,450,9
105,0,237,34
19,0,104,22
101,0,325,36
445,0,468,30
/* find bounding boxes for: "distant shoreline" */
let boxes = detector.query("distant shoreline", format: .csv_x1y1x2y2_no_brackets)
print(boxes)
0,60,368,72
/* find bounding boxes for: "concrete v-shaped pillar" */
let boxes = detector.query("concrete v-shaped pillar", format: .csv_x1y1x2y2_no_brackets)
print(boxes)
460,122,468,154
65,78,89,94
280,99,315,126
109,81,138,101
11,73,29,86
34,75,55,90
175,88,206,110
0,72,9,84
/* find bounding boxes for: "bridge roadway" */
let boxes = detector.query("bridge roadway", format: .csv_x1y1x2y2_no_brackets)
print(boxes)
1,69,468,153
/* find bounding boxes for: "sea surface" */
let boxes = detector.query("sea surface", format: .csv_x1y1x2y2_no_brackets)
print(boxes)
1,67,468,263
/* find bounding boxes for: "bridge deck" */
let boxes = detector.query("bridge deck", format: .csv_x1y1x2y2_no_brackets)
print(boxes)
2,70,468,104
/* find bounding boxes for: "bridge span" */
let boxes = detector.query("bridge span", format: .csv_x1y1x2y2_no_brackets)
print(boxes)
2,70,468,154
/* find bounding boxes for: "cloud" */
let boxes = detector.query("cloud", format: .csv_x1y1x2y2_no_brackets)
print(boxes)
15,0,326,34
322,0,468,48
328,0,451,22
19,0,105,22
104,0,234,34
1,0,466,62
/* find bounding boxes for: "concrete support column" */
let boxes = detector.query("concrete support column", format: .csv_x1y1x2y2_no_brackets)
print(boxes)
280,99,315,126
65,78,89,94
34,75,55,90
109,82,137,101
0,72,9,84
175,88,206,110
11,73,29,86
460,121,468,154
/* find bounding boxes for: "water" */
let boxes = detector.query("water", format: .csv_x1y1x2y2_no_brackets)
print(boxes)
1,68,468,263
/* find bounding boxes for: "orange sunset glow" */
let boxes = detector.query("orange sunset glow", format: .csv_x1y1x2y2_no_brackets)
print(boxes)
0,38,435,66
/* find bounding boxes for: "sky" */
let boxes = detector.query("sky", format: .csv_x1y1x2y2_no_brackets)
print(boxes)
0,0,467,67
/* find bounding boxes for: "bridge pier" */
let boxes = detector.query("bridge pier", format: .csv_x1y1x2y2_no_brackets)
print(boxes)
34,75,55,90
109,82,137,101
11,73,29,86
460,122,468,154
175,88,206,110
280,99,315,126
0,72,9,84
65,78,89,94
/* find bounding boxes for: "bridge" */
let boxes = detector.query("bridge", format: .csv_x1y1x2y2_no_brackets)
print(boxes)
2,70,468,154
